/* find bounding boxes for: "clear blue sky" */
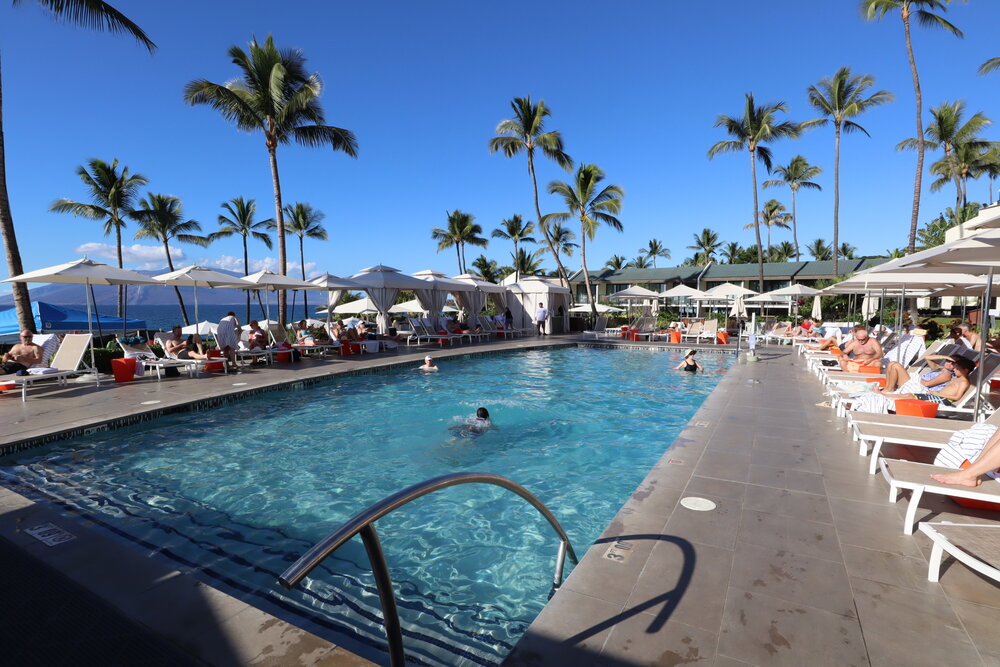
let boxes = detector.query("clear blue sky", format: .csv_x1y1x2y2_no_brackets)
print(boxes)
2,0,998,284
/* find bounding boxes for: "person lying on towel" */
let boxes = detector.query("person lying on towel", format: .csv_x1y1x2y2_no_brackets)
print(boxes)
852,356,974,413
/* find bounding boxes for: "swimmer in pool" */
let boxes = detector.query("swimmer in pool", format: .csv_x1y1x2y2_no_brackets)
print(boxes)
419,355,438,371
449,407,494,437
675,349,703,373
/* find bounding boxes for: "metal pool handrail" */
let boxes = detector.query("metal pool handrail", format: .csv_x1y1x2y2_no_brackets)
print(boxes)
278,471,579,667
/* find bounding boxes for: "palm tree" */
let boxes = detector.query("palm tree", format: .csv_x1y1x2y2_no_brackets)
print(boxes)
804,66,893,275
861,0,963,255
511,247,545,276
885,247,906,258
721,241,743,264
630,255,653,269
806,238,833,261
772,240,797,262
210,197,273,322
470,255,502,283
640,238,671,267
763,155,822,260
488,96,572,285
928,141,996,210
605,254,628,270
687,228,722,266
544,164,624,319
839,242,857,259
744,199,791,260
708,93,800,291
491,214,535,281
129,193,210,325
431,210,487,274
280,202,326,320
2,1,154,332
184,35,357,325
548,222,579,261
49,158,147,317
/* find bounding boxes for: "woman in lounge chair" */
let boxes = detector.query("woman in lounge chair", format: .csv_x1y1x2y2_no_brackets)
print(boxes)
853,357,974,413
177,334,211,360
247,321,268,350
295,320,316,345
882,354,955,393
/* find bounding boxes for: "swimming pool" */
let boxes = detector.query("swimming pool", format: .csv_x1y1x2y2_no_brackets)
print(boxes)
0,346,730,665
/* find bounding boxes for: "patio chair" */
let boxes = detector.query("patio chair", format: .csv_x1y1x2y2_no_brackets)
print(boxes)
920,521,1000,584
152,332,227,376
631,317,658,341
581,315,608,339
117,338,190,380
419,318,461,346
8,333,98,401
880,458,1000,534
235,331,277,365
680,321,703,343
405,318,435,345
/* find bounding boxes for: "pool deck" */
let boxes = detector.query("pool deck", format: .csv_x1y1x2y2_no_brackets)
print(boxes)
3,335,999,665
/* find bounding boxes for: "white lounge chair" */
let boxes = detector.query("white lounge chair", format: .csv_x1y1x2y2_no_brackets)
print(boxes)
680,321,703,343
920,521,1000,584
880,458,1000,534
581,315,608,339
8,333,98,401
152,332,227,375
117,338,190,380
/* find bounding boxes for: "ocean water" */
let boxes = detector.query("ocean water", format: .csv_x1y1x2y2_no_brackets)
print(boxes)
0,346,732,665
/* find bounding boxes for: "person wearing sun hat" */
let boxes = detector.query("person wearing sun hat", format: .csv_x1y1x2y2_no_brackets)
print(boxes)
419,355,438,371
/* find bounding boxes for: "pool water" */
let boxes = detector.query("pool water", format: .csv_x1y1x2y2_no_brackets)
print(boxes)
0,346,730,665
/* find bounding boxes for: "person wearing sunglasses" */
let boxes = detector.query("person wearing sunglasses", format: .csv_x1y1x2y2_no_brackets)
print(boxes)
1,330,43,375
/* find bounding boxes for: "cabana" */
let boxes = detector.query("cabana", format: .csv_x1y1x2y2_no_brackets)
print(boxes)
350,265,432,333
411,270,477,326
507,276,571,334
451,274,508,326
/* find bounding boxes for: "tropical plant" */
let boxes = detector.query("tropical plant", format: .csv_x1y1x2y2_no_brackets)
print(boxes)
708,93,800,290
2,1,154,332
630,255,653,269
184,35,357,324
806,238,833,261
916,203,981,248
470,255,502,283
927,141,996,208
605,254,628,270
129,193,211,324
720,241,743,264
511,247,546,276
838,242,857,259
899,101,991,211
687,228,722,266
49,158,147,317
762,155,822,261
488,96,572,285
548,222,579,259
639,238,670,267
544,164,624,320
210,196,273,322
885,247,906,258
431,210,487,274
279,202,327,319
744,199,791,259
771,240,797,263
491,214,535,281
803,66,893,275
861,0,964,254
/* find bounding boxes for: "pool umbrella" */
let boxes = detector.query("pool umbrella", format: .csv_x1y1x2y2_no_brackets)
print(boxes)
3,258,159,371
567,303,624,313
702,282,757,297
181,320,218,336
309,273,363,336
729,296,748,319
153,265,247,324
328,297,381,315
241,270,324,328
811,296,822,321
350,265,430,332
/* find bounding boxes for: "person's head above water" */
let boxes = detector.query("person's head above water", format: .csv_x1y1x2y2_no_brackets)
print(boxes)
476,407,490,420
425,355,433,362
685,349,697,357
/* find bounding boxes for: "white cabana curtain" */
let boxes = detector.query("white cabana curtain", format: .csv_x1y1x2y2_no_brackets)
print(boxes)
452,289,486,327
365,287,401,332
413,288,447,319
489,291,507,311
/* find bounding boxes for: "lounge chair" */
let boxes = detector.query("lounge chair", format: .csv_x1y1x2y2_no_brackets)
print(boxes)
680,321,703,343
405,318,436,345
629,317,658,341
920,521,1000,583
236,331,277,364
117,338,191,380
7,333,98,401
581,315,608,339
417,318,461,346
760,324,789,345
880,458,1000,534
152,332,227,375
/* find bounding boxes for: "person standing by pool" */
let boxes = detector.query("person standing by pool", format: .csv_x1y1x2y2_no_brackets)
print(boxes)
675,349,703,373
535,302,548,336
216,312,240,370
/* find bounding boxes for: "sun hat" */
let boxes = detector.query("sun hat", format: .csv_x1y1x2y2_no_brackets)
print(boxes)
425,355,432,361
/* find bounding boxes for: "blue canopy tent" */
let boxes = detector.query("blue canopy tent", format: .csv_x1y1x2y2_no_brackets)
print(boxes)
0,302,146,342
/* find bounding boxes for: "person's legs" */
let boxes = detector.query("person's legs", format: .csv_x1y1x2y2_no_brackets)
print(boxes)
884,361,906,391
932,428,1000,487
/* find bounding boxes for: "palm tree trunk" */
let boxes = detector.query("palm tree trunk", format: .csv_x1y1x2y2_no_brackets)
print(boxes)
902,10,923,255
455,244,462,275
833,123,841,276
581,227,596,322
299,235,308,319
749,149,764,292
0,59,33,332
165,239,189,325
267,143,287,325
514,240,519,282
791,187,800,261
527,150,569,285
115,223,124,317
243,236,251,323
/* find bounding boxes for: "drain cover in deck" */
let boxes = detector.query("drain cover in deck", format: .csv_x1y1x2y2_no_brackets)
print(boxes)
680,497,717,512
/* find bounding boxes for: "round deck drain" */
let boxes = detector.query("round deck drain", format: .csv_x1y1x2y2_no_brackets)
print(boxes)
680,496,717,512
232,382,249,386
139,400,161,406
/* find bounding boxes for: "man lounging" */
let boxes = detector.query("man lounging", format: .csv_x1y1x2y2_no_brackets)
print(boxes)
164,326,187,358
959,322,983,352
839,325,883,371
0,330,43,374
882,353,955,392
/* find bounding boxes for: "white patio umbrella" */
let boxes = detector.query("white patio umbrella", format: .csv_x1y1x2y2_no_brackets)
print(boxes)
729,296,748,318
412,269,476,324
153,265,247,323
702,282,757,297
568,303,625,313
350,265,430,332
658,284,705,298
608,285,661,316
240,270,324,326
329,297,381,315
761,283,820,297
389,298,458,314
181,320,218,336
3,258,159,370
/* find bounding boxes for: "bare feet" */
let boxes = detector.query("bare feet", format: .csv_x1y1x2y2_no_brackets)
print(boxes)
931,470,982,487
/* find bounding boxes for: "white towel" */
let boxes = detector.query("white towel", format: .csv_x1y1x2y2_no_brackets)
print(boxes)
935,424,1000,470
27,367,59,375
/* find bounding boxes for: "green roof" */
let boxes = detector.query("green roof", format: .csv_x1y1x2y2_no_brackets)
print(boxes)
568,266,702,283
568,258,889,285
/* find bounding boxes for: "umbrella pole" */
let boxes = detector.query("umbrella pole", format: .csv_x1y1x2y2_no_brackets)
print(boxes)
973,267,994,422
86,279,96,372
122,285,128,337
194,284,199,324
90,283,104,341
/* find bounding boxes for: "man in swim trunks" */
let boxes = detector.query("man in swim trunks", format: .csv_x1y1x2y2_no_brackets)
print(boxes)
419,355,438,371
0,330,43,374
839,325,883,371
959,322,983,352
882,353,955,392
164,326,187,359
873,356,974,407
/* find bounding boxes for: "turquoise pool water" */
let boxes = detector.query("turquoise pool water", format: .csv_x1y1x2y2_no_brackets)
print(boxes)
0,346,730,665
